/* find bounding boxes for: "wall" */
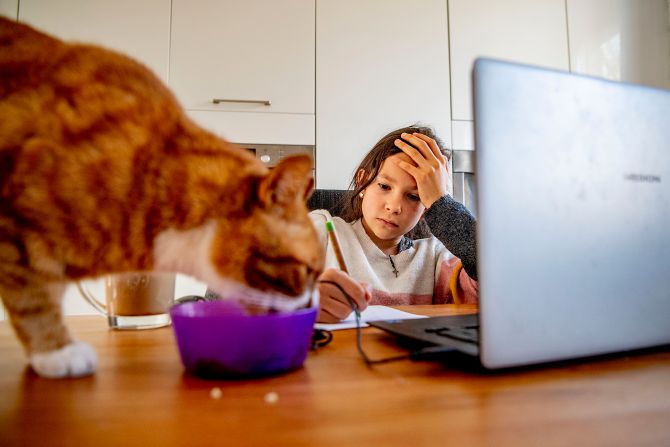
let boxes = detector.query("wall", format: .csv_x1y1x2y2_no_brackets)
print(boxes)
448,0,670,152
316,0,451,189
0,0,17,18
1,0,669,319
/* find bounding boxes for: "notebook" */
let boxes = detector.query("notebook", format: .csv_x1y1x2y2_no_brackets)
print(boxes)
370,58,670,369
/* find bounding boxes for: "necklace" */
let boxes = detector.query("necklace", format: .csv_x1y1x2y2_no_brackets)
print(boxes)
388,255,399,278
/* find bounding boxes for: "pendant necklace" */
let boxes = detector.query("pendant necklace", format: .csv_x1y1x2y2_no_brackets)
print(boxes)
388,255,399,278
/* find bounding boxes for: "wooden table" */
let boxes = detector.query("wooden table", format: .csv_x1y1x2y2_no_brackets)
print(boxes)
1,305,669,446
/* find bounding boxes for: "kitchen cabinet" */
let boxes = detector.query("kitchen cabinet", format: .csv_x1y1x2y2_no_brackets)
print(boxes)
316,0,451,189
7,1,668,319
17,0,172,316
567,0,670,90
18,0,171,83
449,0,570,122
14,1,185,316
169,0,315,145
0,0,17,19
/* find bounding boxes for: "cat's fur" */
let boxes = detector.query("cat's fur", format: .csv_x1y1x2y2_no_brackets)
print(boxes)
0,17,324,378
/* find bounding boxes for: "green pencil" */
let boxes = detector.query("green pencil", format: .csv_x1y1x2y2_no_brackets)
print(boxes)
325,220,349,273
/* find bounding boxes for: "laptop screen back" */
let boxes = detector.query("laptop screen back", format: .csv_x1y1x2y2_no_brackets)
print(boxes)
473,58,670,368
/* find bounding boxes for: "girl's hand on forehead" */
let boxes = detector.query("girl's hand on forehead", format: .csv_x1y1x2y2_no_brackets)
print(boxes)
393,132,451,208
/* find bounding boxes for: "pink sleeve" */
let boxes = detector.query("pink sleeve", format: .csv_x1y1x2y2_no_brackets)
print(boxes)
457,267,479,304
434,257,479,304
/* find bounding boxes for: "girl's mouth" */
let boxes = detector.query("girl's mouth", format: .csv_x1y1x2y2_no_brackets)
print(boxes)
377,218,398,228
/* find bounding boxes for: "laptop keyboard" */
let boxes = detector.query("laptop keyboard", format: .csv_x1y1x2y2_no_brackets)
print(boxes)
425,325,479,344
368,314,480,356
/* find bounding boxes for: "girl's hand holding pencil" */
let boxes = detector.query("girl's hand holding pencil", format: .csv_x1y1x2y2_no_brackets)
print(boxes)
317,269,371,323
317,221,371,323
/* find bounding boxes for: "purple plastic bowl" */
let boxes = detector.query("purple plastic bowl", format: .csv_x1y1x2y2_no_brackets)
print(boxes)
170,300,318,379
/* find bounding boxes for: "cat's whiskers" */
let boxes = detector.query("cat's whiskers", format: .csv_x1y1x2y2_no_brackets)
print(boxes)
153,221,318,312
208,280,318,313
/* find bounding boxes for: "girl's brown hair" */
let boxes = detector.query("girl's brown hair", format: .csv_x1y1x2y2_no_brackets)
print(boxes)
339,124,449,237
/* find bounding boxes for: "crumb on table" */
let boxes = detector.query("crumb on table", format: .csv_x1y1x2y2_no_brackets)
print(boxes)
264,391,279,404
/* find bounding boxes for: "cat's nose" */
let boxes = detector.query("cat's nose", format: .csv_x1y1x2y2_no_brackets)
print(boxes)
282,264,315,297
304,265,321,289
245,258,315,298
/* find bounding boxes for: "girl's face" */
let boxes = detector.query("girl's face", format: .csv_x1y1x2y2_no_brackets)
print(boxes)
360,153,425,254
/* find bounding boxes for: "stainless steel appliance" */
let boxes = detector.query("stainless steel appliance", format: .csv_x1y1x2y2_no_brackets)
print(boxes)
452,149,476,216
239,144,315,176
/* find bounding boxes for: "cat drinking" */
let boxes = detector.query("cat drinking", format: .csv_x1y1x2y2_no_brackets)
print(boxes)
0,17,324,378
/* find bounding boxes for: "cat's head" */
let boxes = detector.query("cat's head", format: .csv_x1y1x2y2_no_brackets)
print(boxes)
155,154,324,311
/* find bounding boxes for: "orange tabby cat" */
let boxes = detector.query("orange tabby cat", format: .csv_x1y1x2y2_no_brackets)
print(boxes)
0,17,324,378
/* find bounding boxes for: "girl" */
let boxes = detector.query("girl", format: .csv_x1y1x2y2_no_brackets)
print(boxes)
311,125,478,323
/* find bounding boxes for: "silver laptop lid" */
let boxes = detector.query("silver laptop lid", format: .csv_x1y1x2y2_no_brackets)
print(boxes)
474,58,670,369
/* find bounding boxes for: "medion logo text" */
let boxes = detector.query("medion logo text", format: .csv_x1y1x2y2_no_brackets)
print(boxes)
624,173,661,183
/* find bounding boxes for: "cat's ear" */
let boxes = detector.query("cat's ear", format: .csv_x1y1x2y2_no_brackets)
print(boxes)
258,154,314,207
303,175,315,201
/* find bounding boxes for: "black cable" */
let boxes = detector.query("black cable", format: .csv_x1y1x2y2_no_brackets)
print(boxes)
311,328,333,350
319,280,413,365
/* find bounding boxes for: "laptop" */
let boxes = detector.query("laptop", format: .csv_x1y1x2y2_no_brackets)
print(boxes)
370,58,670,369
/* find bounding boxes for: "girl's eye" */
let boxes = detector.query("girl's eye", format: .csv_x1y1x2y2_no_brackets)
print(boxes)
377,183,390,191
408,194,421,202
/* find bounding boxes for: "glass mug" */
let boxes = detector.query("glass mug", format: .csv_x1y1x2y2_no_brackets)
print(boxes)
78,272,176,330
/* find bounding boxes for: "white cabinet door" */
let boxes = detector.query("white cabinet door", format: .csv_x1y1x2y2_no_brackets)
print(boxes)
449,0,570,121
0,0,17,19
16,1,171,316
170,0,314,119
316,0,451,189
170,0,315,144
18,0,171,83
567,0,670,90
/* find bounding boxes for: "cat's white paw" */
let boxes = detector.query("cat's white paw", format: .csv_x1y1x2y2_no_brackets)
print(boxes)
30,341,98,378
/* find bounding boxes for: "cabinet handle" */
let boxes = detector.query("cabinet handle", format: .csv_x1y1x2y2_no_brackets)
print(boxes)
212,98,271,106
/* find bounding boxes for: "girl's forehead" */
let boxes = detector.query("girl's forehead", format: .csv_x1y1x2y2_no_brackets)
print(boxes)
377,153,418,187
389,152,414,164
380,152,415,171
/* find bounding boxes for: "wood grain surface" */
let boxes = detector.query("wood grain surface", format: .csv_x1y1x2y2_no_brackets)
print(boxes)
1,305,669,446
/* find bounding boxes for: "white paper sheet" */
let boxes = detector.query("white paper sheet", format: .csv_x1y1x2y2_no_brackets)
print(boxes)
314,305,427,331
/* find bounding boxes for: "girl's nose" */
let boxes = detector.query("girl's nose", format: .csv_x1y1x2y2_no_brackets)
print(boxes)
385,195,402,214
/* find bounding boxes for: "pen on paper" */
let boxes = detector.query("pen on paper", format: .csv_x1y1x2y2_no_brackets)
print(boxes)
325,220,349,273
